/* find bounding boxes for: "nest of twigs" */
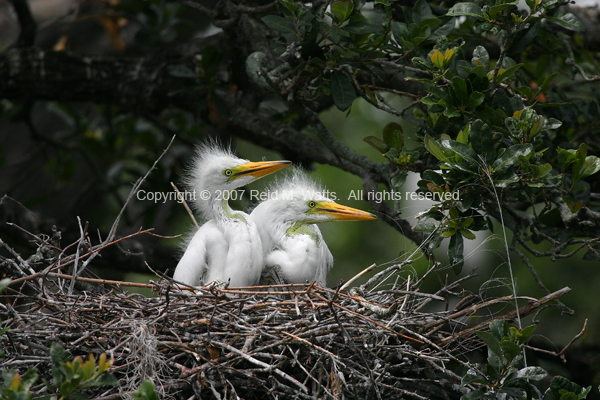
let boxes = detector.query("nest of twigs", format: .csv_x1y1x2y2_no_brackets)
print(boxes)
1,231,571,400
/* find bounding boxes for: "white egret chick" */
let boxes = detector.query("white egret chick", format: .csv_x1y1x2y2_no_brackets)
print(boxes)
250,170,377,287
173,143,291,287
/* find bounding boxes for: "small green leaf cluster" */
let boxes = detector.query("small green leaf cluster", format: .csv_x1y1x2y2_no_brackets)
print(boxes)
462,320,592,400
49,343,118,400
364,122,412,165
0,343,118,400
1,369,38,400
0,343,158,400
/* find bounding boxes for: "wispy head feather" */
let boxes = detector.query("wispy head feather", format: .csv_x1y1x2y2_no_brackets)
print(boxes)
182,140,249,218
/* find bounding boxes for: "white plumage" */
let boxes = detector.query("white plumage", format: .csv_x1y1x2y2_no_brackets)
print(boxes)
173,143,291,287
251,169,377,287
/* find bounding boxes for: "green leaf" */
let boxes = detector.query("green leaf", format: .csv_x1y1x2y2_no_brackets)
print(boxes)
461,369,490,386
540,72,559,93
51,343,70,366
472,46,489,70
331,0,354,22
456,125,470,144
544,118,562,130
575,156,600,182
262,15,297,35
391,171,408,190
449,233,464,274
430,50,445,69
460,388,486,400
88,373,119,387
423,170,446,186
330,71,357,111
532,163,552,179
557,147,578,170
501,339,521,362
447,2,484,19
413,0,434,22
489,319,508,340
414,221,437,233
424,135,449,162
364,136,389,153
19,368,39,390
514,366,548,381
442,228,457,238
488,1,519,19
343,21,383,35
278,0,298,15
545,13,585,32
460,229,476,240
451,76,468,100
517,325,537,344
442,140,480,167
418,18,441,31
330,24,341,42
469,120,494,164
466,91,485,110
476,331,504,360
382,122,404,150
495,63,524,83
133,380,158,400
516,86,534,100
421,96,439,105
492,144,534,173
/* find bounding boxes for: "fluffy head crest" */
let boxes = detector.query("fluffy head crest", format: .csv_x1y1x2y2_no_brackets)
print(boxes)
182,141,249,218
264,167,331,203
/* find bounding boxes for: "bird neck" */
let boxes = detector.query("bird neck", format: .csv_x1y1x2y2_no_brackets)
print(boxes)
286,221,320,245
216,198,247,224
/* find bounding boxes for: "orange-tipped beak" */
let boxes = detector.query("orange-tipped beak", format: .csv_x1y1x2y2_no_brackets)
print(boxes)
231,160,292,180
314,201,377,221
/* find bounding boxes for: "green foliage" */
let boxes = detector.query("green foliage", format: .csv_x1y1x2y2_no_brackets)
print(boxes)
462,321,592,400
0,344,119,400
259,0,600,269
49,343,118,400
132,380,158,400
1,369,38,400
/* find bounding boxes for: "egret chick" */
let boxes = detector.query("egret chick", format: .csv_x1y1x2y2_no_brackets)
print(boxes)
173,143,291,287
250,170,376,287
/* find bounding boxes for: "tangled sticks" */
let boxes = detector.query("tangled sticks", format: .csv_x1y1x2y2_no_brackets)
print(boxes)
1,245,572,400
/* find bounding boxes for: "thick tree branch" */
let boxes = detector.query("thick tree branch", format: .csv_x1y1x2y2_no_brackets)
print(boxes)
0,47,204,112
7,0,36,48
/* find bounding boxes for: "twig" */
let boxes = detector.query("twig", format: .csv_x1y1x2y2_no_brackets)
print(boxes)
438,287,571,346
523,318,587,362
171,182,199,228
210,339,309,393
340,263,378,291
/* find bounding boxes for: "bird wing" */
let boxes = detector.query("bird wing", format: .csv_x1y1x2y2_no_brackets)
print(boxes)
266,225,332,287
173,220,227,286
207,217,263,287
314,228,333,287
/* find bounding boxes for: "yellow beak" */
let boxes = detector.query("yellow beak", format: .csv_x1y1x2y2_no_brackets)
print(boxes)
314,201,377,221
230,160,292,180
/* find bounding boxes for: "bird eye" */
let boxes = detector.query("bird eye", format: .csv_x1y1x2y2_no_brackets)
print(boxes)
224,169,233,177
307,201,316,208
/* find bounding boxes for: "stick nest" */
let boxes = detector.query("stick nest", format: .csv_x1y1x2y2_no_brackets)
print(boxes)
0,221,568,400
